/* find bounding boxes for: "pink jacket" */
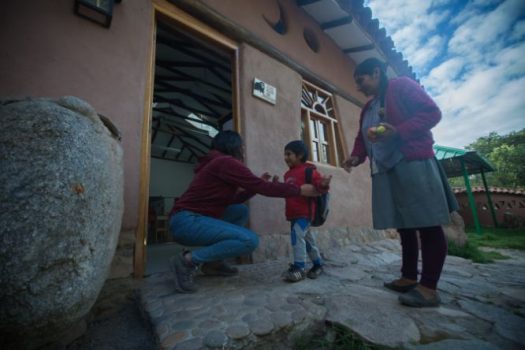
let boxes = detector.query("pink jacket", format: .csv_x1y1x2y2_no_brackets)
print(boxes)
350,77,441,165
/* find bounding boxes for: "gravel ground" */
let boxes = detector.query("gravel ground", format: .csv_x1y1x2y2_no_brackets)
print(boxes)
67,278,156,350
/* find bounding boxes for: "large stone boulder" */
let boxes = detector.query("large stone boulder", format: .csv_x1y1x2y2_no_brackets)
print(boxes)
0,97,124,349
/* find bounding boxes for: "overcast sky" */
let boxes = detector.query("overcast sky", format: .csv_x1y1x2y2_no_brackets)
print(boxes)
365,0,525,148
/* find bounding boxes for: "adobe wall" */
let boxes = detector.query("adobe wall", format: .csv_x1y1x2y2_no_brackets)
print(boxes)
238,43,374,262
0,0,153,277
176,0,366,103
456,193,525,228
0,0,152,230
1,0,379,273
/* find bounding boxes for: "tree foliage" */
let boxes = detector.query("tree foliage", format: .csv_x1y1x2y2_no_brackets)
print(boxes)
450,129,525,189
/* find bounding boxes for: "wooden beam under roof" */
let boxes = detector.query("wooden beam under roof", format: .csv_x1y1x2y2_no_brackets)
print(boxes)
165,123,211,151
208,66,231,86
320,16,353,30
154,81,231,109
156,60,210,68
152,155,194,164
155,64,231,94
296,0,321,6
153,108,219,128
154,95,219,118
343,43,375,53
156,36,231,72
157,21,232,60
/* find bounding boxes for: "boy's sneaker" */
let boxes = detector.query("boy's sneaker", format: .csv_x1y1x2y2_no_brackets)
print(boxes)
169,251,198,293
307,265,323,279
282,264,306,283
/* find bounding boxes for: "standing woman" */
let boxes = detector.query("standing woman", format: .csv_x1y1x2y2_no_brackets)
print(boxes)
169,130,322,293
343,58,457,307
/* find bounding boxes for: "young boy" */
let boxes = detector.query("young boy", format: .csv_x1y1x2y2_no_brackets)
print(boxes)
281,140,331,282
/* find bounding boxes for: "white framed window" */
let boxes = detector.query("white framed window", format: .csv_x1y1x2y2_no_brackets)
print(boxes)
301,81,345,166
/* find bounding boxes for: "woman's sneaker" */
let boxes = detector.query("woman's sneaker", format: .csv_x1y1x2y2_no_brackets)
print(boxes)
201,261,239,276
307,265,323,279
282,264,306,282
170,252,198,293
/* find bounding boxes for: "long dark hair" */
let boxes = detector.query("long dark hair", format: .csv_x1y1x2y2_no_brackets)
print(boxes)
354,58,389,104
211,130,243,160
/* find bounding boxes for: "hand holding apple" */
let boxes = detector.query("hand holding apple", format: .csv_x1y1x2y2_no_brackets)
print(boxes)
367,123,395,142
367,126,378,140
376,125,386,135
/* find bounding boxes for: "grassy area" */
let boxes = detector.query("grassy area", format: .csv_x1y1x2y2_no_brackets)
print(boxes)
447,227,524,263
467,227,525,250
447,240,508,263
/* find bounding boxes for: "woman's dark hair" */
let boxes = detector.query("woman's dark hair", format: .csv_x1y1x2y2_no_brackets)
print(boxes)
211,130,243,160
285,140,309,162
354,58,389,102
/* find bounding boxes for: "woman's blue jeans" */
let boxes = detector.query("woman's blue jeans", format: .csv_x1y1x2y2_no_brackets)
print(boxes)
169,204,258,264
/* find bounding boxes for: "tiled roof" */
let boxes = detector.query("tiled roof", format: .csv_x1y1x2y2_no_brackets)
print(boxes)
298,0,417,80
337,0,416,79
453,187,525,195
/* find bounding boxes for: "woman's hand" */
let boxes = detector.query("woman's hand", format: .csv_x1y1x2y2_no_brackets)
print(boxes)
367,122,397,143
342,156,359,173
261,172,272,181
299,184,320,197
262,172,281,183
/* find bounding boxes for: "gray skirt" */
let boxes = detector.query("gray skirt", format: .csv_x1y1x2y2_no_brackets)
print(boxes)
372,158,458,230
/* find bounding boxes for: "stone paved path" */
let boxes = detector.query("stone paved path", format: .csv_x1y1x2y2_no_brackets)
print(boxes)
139,239,525,350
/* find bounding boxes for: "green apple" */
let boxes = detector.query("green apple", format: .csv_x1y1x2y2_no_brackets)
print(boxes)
376,125,386,135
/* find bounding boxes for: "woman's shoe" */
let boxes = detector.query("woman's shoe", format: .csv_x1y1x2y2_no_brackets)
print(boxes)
399,286,441,307
383,278,417,293
170,252,198,293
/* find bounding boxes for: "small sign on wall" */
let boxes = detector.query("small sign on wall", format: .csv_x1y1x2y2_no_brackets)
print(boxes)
252,78,277,105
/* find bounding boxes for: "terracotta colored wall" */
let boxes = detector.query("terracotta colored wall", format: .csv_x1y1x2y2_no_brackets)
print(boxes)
332,95,373,227
2,0,374,273
456,193,525,227
239,44,372,235
0,0,153,230
239,44,302,234
202,0,365,102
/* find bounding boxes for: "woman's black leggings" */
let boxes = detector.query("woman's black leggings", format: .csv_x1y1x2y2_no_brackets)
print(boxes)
397,226,448,290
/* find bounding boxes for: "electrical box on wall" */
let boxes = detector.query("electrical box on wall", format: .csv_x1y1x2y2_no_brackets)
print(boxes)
252,78,277,105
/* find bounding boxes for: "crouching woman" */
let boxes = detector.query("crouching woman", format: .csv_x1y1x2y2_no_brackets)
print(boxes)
169,130,319,293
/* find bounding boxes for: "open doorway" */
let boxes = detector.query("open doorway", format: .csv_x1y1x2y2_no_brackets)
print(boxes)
145,16,235,275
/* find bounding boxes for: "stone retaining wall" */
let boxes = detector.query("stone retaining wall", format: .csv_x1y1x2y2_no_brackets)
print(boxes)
253,227,397,262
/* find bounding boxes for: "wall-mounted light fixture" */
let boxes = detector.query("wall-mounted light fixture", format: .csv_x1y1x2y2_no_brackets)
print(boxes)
74,0,122,28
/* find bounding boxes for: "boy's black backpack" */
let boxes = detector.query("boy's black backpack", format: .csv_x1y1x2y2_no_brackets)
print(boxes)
305,167,330,227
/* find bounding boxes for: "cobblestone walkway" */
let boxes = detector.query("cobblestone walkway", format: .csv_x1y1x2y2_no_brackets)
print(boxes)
139,239,525,350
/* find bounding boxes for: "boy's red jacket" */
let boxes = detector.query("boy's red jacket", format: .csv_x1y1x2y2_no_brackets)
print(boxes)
284,163,329,221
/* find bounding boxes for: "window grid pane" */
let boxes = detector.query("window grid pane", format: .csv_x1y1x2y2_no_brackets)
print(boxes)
322,144,329,163
312,141,320,162
301,81,344,166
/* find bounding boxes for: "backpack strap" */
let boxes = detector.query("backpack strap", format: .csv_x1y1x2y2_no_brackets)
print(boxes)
305,167,313,222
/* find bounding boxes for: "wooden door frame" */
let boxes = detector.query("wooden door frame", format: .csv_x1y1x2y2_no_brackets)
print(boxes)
134,0,240,277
